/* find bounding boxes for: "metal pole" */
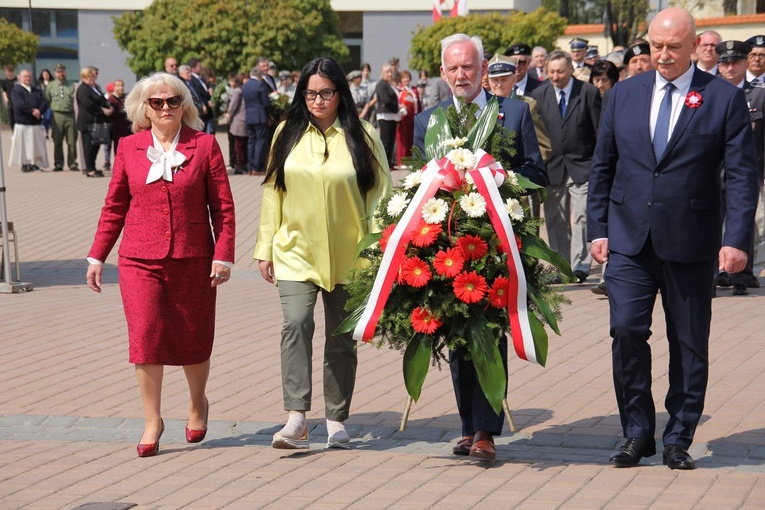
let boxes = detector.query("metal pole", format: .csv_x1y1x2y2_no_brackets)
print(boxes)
27,0,36,80
0,131,34,293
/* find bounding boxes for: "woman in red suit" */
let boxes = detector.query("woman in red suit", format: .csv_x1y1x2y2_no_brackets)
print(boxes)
86,73,236,457
395,70,421,168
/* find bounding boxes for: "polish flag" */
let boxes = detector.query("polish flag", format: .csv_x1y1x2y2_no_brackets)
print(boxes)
451,0,469,16
433,0,443,22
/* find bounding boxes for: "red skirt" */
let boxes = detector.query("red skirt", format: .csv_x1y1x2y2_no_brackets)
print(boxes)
118,256,216,365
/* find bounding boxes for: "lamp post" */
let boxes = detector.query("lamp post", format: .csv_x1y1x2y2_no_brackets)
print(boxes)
28,0,36,79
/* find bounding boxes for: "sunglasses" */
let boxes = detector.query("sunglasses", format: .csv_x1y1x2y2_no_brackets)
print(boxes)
146,96,183,111
303,88,337,101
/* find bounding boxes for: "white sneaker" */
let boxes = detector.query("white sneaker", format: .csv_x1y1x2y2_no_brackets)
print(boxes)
326,429,351,449
272,425,309,450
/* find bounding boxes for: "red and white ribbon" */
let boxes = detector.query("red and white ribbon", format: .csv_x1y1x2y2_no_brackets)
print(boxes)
353,149,538,365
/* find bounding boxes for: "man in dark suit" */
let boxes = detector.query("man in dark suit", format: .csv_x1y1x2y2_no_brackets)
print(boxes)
587,8,759,470
414,33,547,461
241,66,272,175
532,50,601,283
504,43,541,97
716,40,764,294
187,58,214,134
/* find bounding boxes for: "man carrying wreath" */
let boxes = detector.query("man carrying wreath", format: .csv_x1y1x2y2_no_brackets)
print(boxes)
413,33,547,460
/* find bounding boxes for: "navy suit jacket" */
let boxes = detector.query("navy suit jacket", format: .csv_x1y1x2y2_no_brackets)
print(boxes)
241,78,271,126
413,92,548,186
587,67,759,262
531,78,601,186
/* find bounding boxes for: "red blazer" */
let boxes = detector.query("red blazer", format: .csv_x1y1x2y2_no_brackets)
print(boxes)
88,125,235,262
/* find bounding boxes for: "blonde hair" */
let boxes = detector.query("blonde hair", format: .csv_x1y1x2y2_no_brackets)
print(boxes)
123,72,203,133
80,66,98,80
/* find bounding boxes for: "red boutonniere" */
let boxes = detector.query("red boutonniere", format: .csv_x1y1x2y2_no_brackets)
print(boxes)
685,91,702,108
498,112,505,120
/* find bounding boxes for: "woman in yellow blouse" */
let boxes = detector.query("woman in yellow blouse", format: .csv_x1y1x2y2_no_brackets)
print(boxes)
254,58,391,450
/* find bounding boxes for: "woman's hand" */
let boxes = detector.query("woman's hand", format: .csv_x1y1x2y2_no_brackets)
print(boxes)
258,260,275,284
210,262,231,287
86,264,103,293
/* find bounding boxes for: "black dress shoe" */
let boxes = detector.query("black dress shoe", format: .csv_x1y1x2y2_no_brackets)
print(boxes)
53,166,63,171
573,270,588,283
591,282,608,296
663,445,695,470
716,272,732,287
453,435,473,456
733,284,748,296
610,437,656,467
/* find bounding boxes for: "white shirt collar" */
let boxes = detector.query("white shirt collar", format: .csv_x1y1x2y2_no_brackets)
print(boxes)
146,129,186,184
452,88,488,114
747,70,764,82
553,77,574,98
656,62,696,94
515,74,528,95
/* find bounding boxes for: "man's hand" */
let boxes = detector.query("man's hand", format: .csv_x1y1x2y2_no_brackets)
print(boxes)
719,246,748,274
591,239,609,264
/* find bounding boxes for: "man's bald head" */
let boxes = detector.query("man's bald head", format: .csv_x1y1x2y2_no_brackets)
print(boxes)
649,7,699,81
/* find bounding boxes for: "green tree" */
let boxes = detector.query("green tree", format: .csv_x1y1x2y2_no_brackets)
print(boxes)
542,0,650,47
409,9,567,76
0,18,39,68
113,0,349,77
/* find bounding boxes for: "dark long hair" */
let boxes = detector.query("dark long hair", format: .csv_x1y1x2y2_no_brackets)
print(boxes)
589,60,620,89
264,57,380,193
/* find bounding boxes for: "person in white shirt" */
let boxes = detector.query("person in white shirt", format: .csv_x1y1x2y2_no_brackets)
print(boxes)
695,30,722,74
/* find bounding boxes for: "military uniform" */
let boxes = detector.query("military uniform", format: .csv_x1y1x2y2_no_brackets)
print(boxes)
45,65,78,171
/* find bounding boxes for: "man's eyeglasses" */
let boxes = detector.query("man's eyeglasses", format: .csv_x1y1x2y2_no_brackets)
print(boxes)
749,53,765,60
146,96,183,110
303,88,337,101
515,59,530,65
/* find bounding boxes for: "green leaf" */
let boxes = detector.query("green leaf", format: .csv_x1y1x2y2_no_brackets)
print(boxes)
403,333,431,402
467,311,506,416
515,173,544,191
528,289,560,335
424,106,453,160
467,96,499,151
333,294,369,336
527,311,548,367
354,232,381,261
521,235,575,281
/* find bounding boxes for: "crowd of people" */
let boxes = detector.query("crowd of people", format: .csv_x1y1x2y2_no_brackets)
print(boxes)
2,7,762,467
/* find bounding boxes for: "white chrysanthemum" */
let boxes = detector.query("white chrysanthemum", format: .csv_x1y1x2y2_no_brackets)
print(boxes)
403,170,423,189
443,136,469,149
446,148,477,171
464,172,475,188
459,192,487,218
505,198,524,221
506,170,519,186
386,192,410,218
421,198,448,224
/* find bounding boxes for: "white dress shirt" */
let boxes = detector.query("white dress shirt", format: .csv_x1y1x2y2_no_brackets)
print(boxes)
650,63,695,146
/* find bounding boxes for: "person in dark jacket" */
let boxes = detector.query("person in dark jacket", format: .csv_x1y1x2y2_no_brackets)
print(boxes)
9,69,49,172
76,66,113,177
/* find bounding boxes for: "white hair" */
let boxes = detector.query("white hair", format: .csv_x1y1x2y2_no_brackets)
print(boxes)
440,34,484,69
532,46,548,57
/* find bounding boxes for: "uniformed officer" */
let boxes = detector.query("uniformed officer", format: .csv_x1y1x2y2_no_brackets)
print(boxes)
623,42,653,78
45,63,78,172
745,35,765,85
570,38,591,81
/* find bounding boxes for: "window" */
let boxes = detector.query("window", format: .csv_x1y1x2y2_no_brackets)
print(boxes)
54,10,77,38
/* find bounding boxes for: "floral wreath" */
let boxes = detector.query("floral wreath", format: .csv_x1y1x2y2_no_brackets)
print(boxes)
338,97,572,414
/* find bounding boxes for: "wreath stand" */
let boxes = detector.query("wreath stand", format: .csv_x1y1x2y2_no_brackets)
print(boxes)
399,396,517,433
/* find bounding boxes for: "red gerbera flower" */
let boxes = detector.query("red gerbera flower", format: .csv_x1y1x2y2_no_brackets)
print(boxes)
433,247,465,278
411,220,442,248
379,224,397,252
401,256,432,287
453,270,488,303
488,276,510,308
515,234,523,251
411,307,442,334
457,235,488,261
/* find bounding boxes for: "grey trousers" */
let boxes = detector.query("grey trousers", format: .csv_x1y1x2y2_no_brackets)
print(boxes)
544,174,592,275
278,280,357,421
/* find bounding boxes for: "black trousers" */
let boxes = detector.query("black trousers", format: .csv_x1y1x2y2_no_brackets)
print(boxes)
378,119,397,167
450,335,508,437
606,239,715,448
80,129,100,171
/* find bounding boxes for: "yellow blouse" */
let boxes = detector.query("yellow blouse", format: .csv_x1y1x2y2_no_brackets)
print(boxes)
253,118,392,291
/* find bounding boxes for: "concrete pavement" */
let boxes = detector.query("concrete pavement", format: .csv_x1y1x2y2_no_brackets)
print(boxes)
1,129,764,509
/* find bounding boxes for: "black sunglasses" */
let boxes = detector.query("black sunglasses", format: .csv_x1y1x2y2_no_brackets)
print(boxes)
303,88,337,101
146,96,183,111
